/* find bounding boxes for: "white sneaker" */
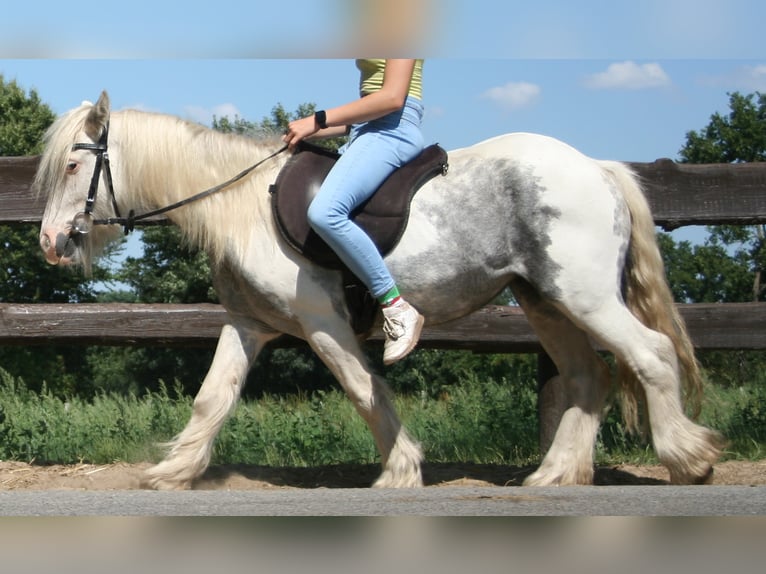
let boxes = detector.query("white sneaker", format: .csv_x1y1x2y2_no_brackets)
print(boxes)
381,299,425,365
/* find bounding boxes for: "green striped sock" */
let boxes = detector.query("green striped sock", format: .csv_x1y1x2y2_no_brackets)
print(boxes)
378,286,401,307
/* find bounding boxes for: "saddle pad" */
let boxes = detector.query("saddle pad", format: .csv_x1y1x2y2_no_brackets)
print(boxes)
270,141,448,269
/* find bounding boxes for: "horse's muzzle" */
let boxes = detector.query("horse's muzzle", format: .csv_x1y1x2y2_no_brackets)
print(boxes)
40,228,78,265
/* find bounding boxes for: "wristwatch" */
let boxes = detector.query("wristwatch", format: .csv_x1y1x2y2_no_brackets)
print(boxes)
314,110,327,130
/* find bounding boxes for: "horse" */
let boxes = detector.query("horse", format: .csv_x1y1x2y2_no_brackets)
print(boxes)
35,91,722,489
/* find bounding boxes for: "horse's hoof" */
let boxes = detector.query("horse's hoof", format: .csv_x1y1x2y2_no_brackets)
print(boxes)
693,466,715,485
372,470,423,488
141,473,191,491
523,465,594,486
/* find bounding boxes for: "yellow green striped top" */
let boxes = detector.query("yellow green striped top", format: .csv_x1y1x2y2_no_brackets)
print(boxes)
356,59,423,100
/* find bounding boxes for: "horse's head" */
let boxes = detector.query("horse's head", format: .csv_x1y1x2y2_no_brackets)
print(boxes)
36,91,123,274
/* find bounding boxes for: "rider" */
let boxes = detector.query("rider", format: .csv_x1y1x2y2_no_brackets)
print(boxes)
283,59,425,365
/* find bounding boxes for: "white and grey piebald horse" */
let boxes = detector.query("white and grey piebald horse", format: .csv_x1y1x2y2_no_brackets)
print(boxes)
36,92,722,488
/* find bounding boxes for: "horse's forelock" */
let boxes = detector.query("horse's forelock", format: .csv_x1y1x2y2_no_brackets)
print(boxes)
33,103,93,201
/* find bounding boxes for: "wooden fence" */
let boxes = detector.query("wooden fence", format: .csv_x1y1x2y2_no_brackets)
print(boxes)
2,154,766,350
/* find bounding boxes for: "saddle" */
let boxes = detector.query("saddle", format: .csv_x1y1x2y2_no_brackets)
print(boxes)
269,141,448,334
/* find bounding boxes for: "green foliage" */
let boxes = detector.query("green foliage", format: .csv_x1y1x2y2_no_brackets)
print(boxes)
400,372,540,464
658,232,755,303
213,102,347,152
0,370,185,463
676,90,766,303
2,364,764,467
0,367,542,466
0,76,55,156
246,347,336,398
698,350,766,389
216,390,376,466
382,349,538,398
680,92,766,164
1,225,107,304
117,227,216,304
694,368,766,459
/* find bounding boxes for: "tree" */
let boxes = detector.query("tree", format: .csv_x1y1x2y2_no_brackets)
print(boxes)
0,76,115,395
658,234,755,304
0,76,55,156
667,91,766,386
677,91,766,303
212,102,348,151
680,92,766,164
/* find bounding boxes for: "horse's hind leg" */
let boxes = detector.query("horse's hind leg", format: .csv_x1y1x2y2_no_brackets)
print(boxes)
565,297,722,484
511,279,611,486
142,323,274,490
302,317,423,488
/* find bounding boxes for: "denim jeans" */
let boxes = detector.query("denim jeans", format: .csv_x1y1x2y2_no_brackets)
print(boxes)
307,97,424,298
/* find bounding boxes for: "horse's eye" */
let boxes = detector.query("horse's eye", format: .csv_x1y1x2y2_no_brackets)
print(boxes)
66,161,79,173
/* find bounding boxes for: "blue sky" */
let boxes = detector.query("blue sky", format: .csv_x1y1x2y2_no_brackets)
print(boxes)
3,0,765,252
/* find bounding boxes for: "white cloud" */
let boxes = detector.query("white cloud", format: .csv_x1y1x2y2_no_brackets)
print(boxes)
183,103,241,125
699,64,766,92
583,61,671,90
480,82,541,111
735,64,766,91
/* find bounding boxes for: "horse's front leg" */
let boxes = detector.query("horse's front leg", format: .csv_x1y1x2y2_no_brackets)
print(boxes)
303,317,424,488
142,322,275,490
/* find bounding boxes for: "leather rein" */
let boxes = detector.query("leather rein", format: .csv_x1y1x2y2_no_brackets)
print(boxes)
69,119,288,236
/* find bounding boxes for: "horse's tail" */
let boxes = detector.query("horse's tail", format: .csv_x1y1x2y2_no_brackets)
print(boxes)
599,161,704,433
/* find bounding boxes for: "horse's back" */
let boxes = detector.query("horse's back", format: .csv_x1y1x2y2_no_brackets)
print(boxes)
419,132,615,219
450,132,593,165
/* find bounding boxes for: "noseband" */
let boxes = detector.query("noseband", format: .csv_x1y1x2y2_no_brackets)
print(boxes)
70,116,288,236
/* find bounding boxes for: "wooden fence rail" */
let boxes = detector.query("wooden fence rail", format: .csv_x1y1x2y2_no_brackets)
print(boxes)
2,302,766,352
2,154,766,354
4,156,766,228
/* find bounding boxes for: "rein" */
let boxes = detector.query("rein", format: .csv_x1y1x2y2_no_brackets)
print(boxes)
70,121,288,235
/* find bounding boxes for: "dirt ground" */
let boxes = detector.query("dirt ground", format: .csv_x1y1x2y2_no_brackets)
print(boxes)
1,459,764,490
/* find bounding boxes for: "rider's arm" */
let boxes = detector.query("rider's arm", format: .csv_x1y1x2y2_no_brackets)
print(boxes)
284,59,415,150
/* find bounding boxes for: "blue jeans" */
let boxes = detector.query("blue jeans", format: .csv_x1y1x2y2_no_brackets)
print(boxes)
307,97,424,298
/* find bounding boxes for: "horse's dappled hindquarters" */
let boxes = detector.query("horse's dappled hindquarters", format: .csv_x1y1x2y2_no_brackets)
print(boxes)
35,92,722,489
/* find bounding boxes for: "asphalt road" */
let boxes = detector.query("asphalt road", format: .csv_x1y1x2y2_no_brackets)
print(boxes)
2,485,766,516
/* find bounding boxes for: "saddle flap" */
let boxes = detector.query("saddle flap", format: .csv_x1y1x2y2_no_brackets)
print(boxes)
269,143,339,265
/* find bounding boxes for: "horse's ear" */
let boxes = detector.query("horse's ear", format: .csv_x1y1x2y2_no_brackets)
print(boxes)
84,91,110,140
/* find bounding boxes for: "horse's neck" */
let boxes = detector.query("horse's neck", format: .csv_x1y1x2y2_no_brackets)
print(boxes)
117,113,285,260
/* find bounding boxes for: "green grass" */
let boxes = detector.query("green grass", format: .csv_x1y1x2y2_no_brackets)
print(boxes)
0,366,764,467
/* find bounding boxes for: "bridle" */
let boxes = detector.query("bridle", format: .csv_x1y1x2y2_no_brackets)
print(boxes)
69,118,288,236
70,121,121,235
